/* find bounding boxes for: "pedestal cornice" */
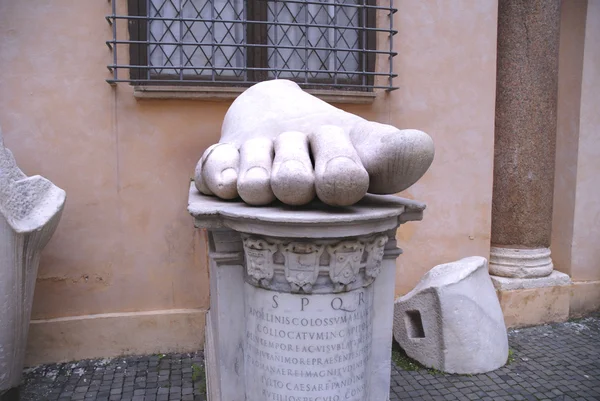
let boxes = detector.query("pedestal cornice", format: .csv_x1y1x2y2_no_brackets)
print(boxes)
188,183,426,239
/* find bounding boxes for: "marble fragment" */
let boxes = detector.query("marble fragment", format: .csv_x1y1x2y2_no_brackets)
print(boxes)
393,257,508,374
0,129,66,397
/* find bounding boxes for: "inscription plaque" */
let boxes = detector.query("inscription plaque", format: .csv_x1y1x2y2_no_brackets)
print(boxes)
244,283,374,401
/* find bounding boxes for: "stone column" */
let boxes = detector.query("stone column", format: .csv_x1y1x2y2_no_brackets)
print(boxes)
491,0,560,277
188,184,426,401
490,0,571,326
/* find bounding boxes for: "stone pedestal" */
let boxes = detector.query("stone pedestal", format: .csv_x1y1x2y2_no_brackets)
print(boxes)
188,184,425,401
490,0,570,327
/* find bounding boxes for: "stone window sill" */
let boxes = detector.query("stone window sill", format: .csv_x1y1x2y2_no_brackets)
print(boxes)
133,85,377,105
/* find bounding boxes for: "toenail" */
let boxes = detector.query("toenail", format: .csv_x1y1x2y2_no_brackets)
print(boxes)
219,168,238,188
324,156,359,172
243,167,270,182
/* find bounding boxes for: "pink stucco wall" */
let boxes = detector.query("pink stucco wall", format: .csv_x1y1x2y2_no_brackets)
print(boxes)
0,0,498,363
553,0,600,316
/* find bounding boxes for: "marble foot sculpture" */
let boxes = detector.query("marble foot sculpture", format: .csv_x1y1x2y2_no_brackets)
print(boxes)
195,79,435,206
0,129,66,398
393,257,509,374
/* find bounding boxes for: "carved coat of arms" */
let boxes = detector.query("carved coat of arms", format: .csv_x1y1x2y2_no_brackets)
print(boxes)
327,241,365,292
364,235,389,285
282,242,324,293
243,237,277,287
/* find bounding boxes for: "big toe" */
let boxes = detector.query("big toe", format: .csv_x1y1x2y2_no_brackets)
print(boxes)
194,144,217,195
319,156,369,206
200,143,240,199
310,126,369,207
350,121,434,194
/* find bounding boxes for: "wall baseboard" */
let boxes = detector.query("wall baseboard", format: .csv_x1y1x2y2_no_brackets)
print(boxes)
570,280,600,318
25,309,207,366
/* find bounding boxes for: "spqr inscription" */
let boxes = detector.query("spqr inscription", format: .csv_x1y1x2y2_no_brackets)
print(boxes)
244,284,374,401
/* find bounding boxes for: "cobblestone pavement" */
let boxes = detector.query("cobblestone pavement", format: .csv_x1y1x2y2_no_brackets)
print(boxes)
19,314,600,401
390,314,600,401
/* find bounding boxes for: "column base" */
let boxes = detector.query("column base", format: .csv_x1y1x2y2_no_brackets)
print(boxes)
491,271,571,328
489,247,554,278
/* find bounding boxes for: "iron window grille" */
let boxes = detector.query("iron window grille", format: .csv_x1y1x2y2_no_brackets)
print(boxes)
106,0,398,91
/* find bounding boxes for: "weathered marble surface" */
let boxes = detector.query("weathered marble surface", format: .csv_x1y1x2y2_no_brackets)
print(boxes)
189,187,424,401
393,257,508,374
0,129,66,397
194,79,434,207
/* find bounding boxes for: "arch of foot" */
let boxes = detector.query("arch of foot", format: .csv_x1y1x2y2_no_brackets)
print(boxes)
194,80,435,207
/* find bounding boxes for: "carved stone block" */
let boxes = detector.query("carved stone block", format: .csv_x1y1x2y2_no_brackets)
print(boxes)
393,257,508,374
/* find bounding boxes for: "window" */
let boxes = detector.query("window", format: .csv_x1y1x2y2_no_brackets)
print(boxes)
107,0,398,92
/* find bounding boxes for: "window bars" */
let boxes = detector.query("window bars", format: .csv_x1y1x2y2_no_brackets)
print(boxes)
106,0,398,91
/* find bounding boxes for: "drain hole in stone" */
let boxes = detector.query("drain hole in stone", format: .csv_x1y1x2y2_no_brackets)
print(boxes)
405,310,425,338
